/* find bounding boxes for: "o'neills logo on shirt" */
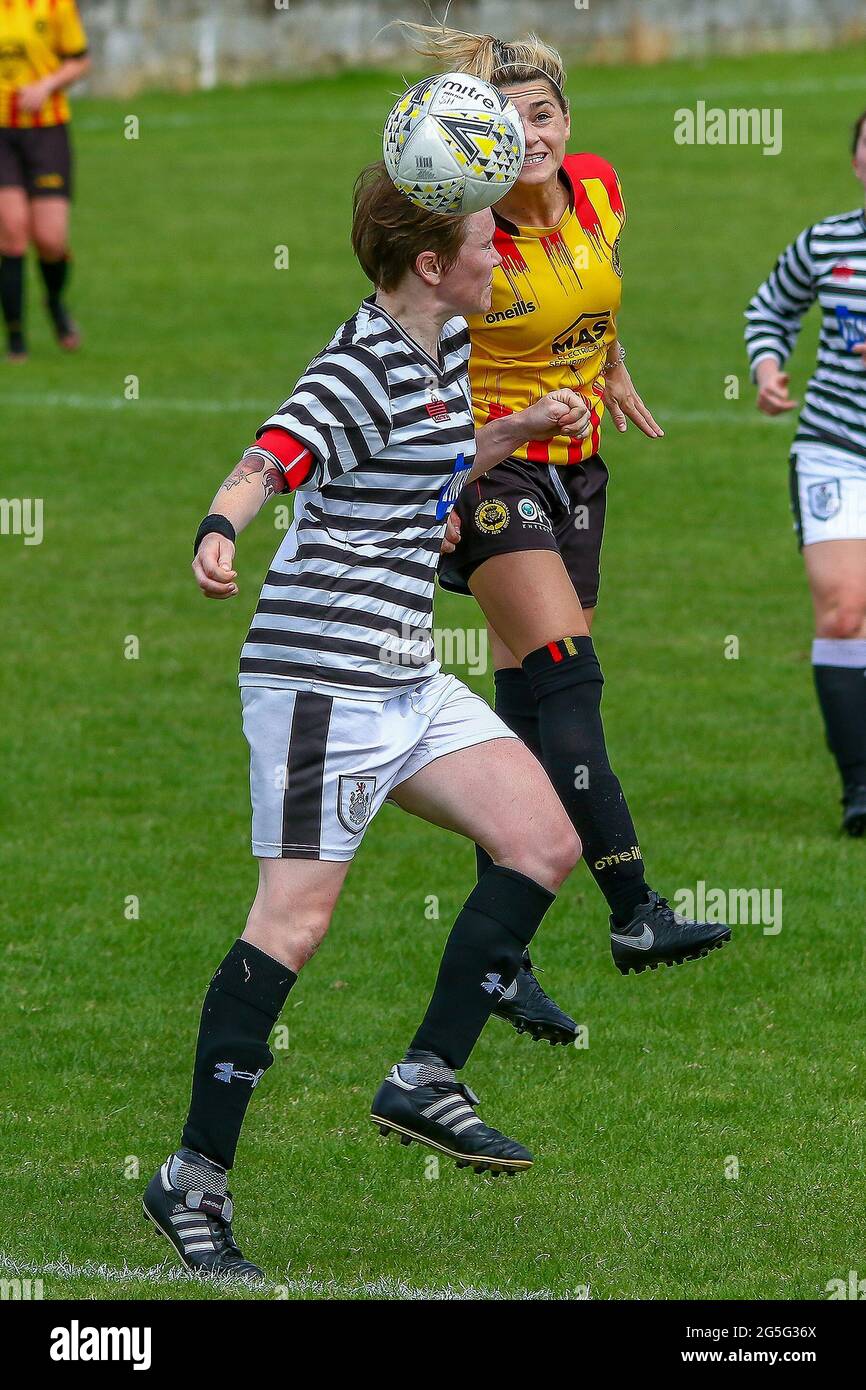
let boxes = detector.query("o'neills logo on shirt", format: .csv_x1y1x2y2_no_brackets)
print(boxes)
484,299,536,324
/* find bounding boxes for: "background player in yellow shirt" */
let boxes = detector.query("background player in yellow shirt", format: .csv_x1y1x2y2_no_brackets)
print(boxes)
0,0,89,360
404,22,730,1022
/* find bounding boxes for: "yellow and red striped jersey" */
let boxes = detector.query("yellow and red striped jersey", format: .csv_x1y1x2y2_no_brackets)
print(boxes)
468,152,625,466
0,0,87,128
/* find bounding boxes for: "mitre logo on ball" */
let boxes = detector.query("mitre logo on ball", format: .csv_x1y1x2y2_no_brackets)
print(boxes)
383,71,526,215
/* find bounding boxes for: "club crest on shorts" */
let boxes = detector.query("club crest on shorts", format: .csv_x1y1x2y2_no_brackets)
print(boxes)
338,775,376,832
807,478,842,521
474,499,510,534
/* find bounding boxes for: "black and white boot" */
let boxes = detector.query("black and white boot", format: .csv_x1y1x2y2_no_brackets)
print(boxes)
371,1059,533,1176
491,951,578,1045
611,890,731,975
142,1148,264,1281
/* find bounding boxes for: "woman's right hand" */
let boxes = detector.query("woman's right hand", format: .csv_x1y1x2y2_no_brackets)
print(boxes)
522,389,592,442
755,357,798,415
192,534,238,599
17,80,53,115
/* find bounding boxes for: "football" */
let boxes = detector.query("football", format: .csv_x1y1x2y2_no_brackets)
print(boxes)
383,71,525,215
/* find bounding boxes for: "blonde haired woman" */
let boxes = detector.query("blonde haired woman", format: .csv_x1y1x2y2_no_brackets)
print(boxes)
400,23,730,1027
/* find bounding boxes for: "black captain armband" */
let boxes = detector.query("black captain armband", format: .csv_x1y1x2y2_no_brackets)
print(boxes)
194,514,237,557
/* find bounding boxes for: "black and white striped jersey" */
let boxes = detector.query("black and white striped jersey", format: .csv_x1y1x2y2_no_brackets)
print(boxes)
744,207,866,460
239,297,476,697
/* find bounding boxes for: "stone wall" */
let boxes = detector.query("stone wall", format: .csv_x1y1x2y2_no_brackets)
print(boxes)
75,0,866,95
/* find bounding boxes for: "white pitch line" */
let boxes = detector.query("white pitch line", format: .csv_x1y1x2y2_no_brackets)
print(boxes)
71,69,866,131
566,70,866,109
0,390,779,428
0,390,270,415
0,1252,585,1301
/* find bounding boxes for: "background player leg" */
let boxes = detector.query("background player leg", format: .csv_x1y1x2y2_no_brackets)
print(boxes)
470,549,729,975
371,735,580,1171
804,538,866,834
31,195,79,349
473,631,585,1042
0,186,29,359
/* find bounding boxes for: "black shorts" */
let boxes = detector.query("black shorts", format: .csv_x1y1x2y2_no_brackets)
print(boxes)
0,124,73,198
439,454,609,609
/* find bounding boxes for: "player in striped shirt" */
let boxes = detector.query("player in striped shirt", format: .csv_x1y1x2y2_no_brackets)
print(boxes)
0,0,88,360
143,164,594,1280
745,109,866,835
398,22,731,1003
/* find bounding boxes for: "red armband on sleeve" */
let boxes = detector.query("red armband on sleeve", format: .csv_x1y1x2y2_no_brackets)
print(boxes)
253,428,316,491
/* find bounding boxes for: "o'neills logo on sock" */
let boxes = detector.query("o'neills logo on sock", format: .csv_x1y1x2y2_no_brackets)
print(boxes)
594,844,642,872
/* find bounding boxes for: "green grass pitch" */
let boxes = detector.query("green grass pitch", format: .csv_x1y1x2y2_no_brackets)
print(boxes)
2,46,864,1301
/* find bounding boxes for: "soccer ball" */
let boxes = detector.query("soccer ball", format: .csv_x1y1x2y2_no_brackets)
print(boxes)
383,71,525,216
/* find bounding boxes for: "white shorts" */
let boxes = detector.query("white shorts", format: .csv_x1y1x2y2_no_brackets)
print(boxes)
241,671,516,861
791,442,866,546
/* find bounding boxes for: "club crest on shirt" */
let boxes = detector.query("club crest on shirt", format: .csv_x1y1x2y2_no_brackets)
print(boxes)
807,479,841,521
337,775,376,833
474,499,510,534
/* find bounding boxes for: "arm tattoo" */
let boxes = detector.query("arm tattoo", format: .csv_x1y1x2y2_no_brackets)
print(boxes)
221,451,287,498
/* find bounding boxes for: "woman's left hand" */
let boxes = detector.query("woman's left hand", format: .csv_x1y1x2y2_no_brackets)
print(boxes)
602,362,665,439
441,509,461,555
18,80,53,114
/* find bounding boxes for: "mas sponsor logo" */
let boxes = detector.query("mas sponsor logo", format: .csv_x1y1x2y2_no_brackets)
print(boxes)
551,310,611,360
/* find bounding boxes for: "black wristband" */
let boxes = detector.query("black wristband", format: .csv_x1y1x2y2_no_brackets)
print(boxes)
194,514,236,557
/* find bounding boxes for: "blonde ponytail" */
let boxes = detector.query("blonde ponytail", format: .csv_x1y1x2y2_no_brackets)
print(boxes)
396,20,567,108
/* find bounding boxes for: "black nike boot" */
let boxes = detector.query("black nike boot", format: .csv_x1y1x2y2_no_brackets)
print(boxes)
491,951,578,1045
371,1059,533,1176
143,1148,264,1281
611,890,731,975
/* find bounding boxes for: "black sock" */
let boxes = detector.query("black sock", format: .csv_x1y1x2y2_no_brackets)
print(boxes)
410,864,555,1069
812,639,866,788
181,939,296,1170
38,254,68,320
491,666,543,757
0,255,25,351
476,667,543,880
523,637,650,926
